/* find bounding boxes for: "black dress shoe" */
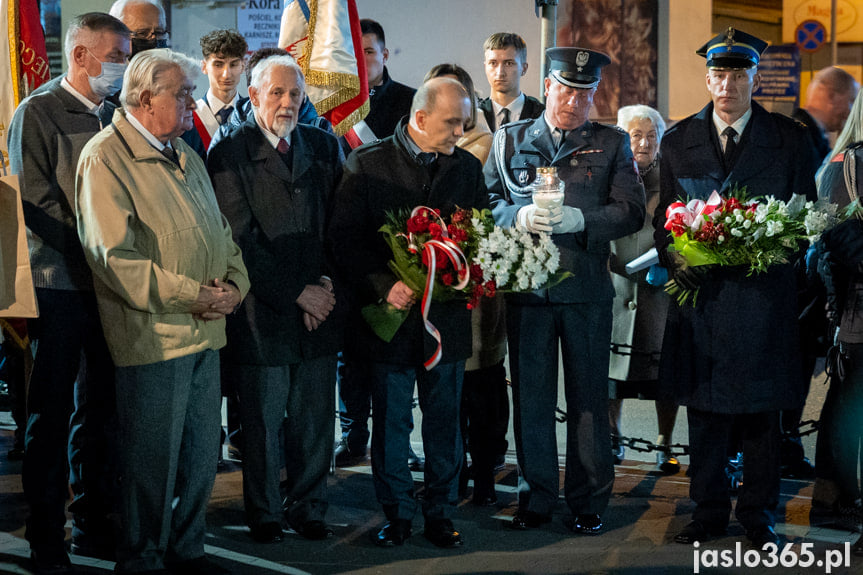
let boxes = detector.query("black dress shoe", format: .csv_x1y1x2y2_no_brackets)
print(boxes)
471,490,498,507
374,519,412,547
674,520,725,544
747,525,780,550
294,520,334,540
565,514,603,535
166,556,231,575
509,510,551,530
334,440,367,467
424,519,463,548
30,548,74,575
250,522,283,543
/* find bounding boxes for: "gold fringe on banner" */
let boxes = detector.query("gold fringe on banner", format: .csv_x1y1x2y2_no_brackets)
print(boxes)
7,0,22,106
298,0,363,133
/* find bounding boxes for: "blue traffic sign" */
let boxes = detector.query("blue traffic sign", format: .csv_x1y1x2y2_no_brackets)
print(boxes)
796,20,826,53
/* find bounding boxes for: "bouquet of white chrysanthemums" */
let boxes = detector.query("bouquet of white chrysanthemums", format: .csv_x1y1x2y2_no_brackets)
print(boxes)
472,216,563,294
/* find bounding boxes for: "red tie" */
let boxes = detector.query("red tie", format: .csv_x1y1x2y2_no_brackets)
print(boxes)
277,139,290,154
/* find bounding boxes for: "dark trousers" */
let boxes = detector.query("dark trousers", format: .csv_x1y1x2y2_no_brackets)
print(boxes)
370,360,464,522
23,288,116,550
828,342,863,503
461,360,507,492
229,356,336,528
337,355,372,454
688,408,781,531
114,350,220,573
507,302,614,517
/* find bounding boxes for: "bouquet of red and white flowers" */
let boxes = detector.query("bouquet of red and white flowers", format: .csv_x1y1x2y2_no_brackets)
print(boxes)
663,187,843,305
364,206,566,369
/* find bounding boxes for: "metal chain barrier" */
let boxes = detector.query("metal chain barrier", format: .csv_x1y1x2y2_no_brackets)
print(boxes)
554,408,820,458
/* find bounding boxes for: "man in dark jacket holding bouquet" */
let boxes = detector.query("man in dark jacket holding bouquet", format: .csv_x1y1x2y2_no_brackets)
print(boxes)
330,77,488,549
654,28,817,548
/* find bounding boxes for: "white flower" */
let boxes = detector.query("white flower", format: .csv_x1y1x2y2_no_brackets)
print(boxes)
718,235,725,243
742,219,752,229
731,228,743,237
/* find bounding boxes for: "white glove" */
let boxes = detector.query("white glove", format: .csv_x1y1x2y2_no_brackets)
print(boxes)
549,205,584,234
516,204,553,233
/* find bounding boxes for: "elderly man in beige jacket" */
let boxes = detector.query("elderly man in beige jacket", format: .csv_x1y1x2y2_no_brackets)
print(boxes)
76,49,249,575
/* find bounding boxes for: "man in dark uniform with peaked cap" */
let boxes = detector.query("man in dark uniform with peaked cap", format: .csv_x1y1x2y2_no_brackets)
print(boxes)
654,27,818,548
486,47,645,535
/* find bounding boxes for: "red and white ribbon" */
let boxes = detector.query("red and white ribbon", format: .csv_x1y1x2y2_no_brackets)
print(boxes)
405,207,470,370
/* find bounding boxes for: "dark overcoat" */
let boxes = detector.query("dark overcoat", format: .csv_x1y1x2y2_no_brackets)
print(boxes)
208,117,344,366
329,120,489,366
485,116,646,304
654,101,818,413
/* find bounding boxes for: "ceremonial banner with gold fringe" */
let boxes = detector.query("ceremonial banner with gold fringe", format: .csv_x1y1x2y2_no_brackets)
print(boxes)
1,0,47,316
2,0,50,176
278,0,369,136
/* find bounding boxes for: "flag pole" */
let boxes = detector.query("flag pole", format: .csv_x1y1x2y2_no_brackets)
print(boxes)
536,0,558,104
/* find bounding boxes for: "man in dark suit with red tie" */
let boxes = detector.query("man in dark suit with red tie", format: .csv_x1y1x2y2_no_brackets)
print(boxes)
208,55,344,544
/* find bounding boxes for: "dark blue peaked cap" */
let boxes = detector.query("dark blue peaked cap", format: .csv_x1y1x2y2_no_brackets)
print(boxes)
546,47,611,89
697,27,768,69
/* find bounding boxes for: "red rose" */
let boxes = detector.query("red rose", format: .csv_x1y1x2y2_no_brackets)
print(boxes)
441,272,454,286
407,214,430,234
421,245,449,269
470,263,484,282
448,225,468,243
429,222,443,240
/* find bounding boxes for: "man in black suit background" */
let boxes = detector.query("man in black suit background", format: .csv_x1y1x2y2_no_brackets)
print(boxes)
655,28,818,549
335,19,419,468
208,54,344,544
479,32,544,133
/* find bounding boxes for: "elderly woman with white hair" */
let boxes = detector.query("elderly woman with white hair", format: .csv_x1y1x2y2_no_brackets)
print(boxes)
607,104,680,474
76,48,249,574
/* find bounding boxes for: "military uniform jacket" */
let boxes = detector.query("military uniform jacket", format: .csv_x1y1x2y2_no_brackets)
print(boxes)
485,115,645,304
208,118,345,366
654,101,818,413
329,120,489,366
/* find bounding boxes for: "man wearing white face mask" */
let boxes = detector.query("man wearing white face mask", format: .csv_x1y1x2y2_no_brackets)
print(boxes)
8,12,130,574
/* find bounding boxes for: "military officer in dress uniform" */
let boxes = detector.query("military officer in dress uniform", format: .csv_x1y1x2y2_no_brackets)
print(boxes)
485,47,645,535
654,28,817,549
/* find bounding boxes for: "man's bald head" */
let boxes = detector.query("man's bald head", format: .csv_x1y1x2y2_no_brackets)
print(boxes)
806,66,859,132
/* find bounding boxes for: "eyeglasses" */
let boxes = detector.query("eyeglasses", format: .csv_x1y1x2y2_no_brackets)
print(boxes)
131,28,169,41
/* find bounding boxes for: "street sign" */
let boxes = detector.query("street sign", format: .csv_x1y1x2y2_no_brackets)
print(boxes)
795,19,827,53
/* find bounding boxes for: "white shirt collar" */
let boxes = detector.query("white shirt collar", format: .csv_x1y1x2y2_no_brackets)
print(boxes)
125,110,172,151
60,77,101,116
712,107,752,142
206,90,238,115
255,116,292,150
492,93,525,126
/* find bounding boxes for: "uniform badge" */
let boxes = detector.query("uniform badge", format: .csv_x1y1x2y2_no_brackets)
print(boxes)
576,51,589,72
512,163,536,186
